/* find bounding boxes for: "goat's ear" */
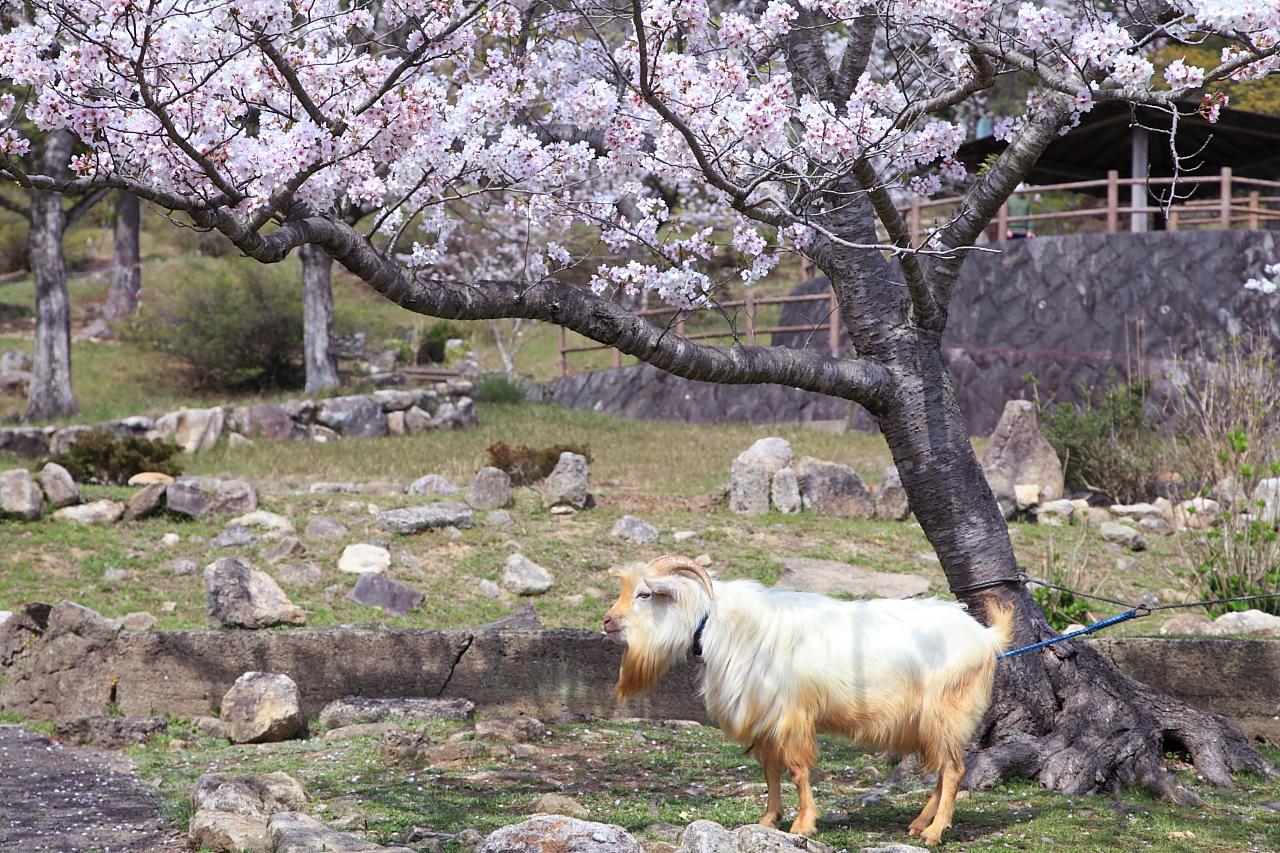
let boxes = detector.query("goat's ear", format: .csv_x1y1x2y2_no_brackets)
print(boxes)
642,577,681,599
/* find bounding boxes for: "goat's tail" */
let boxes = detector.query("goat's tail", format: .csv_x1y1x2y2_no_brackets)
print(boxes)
985,597,1016,653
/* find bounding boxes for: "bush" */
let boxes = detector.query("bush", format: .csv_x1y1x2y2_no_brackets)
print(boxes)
125,257,304,390
51,429,183,485
0,219,28,273
1039,377,1164,504
474,373,528,404
1029,528,1097,631
487,441,590,486
415,320,469,364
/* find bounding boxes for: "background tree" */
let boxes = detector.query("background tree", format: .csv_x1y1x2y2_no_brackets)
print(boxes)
102,190,140,321
3,0,1278,796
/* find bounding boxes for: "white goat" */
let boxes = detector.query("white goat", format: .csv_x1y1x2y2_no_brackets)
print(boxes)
604,555,1014,847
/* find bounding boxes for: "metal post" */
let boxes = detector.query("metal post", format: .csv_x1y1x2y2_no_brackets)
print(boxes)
1130,126,1148,233
1220,166,1232,229
828,289,841,356
556,325,567,377
1106,170,1119,233
745,291,756,346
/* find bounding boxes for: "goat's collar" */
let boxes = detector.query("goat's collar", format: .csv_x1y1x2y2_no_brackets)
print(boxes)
690,614,710,658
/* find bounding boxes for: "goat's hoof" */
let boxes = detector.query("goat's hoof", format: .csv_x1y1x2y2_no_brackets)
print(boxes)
919,829,945,847
758,814,780,829
907,822,925,838
787,820,817,837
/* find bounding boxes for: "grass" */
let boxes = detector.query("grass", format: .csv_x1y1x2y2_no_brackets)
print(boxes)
123,717,1280,852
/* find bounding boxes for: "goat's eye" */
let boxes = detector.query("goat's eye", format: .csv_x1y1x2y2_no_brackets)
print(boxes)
636,591,651,600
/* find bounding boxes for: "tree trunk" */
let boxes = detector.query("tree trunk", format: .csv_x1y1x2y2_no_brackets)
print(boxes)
103,191,141,321
300,243,340,393
869,320,1272,800
25,131,78,422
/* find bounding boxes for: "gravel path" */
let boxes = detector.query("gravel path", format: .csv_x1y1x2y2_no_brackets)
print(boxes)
0,725,185,853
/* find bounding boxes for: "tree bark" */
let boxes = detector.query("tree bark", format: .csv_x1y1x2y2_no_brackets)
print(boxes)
103,191,141,321
300,243,340,393
25,131,78,422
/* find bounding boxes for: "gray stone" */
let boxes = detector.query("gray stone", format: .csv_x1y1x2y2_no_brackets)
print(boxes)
1252,477,1280,523
166,476,259,518
468,467,513,510
478,603,544,632
166,558,198,577
318,696,475,729
232,510,294,534
189,811,270,853
775,557,930,598
503,554,554,595
317,395,388,437
770,467,802,515
123,482,166,521
484,509,514,527
542,452,590,509
121,611,157,631
1099,522,1147,552
475,716,549,743
304,516,348,540
676,820,834,853
0,349,32,372
375,502,473,534
53,499,125,526
980,400,1065,502
407,474,461,497
0,427,50,458
102,567,128,585
478,579,502,598
338,544,391,574
1212,609,1280,637
39,462,80,508
263,537,306,563
235,403,298,440
269,812,415,853
403,406,435,433
348,573,425,617
795,457,874,518
1109,503,1164,520
1036,499,1076,525
220,672,305,743
211,523,258,548
1138,516,1174,536
155,407,225,453
374,389,417,412
874,465,910,521
55,715,167,748
730,462,771,516
985,469,1016,520
204,557,306,629
859,846,930,853
735,437,794,474
272,562,323,587
525,793,589,819
0,468,43,521
192,770,307,817
129,471,175,486
323,721,402,741
1159,613,1216,636
611,515,659,544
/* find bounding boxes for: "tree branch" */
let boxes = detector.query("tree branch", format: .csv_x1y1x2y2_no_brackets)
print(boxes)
851,160,937,329
64,188,109,225
0,193,32,221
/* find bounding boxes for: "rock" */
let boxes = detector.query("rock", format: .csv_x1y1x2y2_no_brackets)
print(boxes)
503,554,554,595
375,502,473,534
1109,503,1164,521
407,474,461,497
204,557,306,628
374,389,417,412
1138,517,1174,536
1211,477,1248,508
123,482,167,521
611,515,658,544
770,468,802,515
0,349,32,372
220,672,305,743
128,471,175,486
155,406,226,453
192,771,307,817
695,554,712,567
0,427,49,458
979,400,1065,501
166,557,198,577
858,845,930,853
1178,497,1222,530
478,816,642,853
776,557,930,598
322,721,403,741
736,437,794,473
348,573,425,617
55,715,167,748
417,740,490,763
478,579,502,599
39,462,80,508
53,499,125,526
385,411,407,436
468,467,513,510
1254,478,1280,522
475,716,549,743
1099,522,1147,552
102,566,129,585
166,476,259,518
304,516,348,540
525,793,589,819
730,462,771,516
672,530,698,543
317,395,388,437
0,468,44,521
478,603,544,631
211,523,258,548
231,510,295,534
193,716,227,738
1159,613,1217,636
549,504,575,516
263,537,306,563
542,452,591,509
403,405,435,433
338,544,391,574
227,433,253,448
1014,483,1041,511
1087,505,1114,525
189,811,270,853
985,469,1016,519
121,611,156,631
874,466,910,521
269,812,417,852
795,457,874,518
271,562,323,587
1212,609,1280,637
484,509,514,527
319,696,475,729
676,820,834,853
235,404,298,441
1036,499,1076,525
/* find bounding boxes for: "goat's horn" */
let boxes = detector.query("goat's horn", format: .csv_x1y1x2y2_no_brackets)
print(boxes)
647,555,715,599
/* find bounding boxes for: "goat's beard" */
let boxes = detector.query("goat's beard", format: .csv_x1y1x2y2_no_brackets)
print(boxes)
615,628,689,700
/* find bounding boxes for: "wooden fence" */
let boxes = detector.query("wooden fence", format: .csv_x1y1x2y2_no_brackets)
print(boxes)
557,167,1280,377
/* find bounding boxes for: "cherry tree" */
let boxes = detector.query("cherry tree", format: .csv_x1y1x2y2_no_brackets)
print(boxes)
4,0,1279,798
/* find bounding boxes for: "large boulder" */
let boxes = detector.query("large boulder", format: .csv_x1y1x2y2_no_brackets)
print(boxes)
1099,522,1147,552
0,349,32,372
979,400,1065,502
348,573,425,617
192,771,307,817
188,811,271,853
123,482,167,521
0,602,121,720
477,815,644,853
318,696,474,729
55,715,167,748
468,466,513,510
1212,609,1280,637
39,462,80,508
984,469,1017,520
269,812,415,853
874,465,910,521
204,558,306,628
234,404,298,440
375,501,473,534
0,468,44,520
676,820,834,853
1253,478,1280,523
166,476,259,518
502,554,555,595
0,427,50,458
770,468,802,515
52,499,125,526
730,438,793,515
316,395,388,437
155,406,226,452
542,452,591,509
795,457,874,518
220,672,305,743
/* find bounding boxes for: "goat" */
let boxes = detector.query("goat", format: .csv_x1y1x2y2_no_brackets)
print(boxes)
604,555,1014,847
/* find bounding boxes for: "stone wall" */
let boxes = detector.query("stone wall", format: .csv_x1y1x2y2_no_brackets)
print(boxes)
549,231,1280,434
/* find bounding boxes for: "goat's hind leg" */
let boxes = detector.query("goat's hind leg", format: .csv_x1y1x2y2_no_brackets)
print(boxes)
918,758,964,847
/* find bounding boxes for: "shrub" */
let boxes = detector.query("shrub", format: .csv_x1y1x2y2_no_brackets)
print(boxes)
1029,528,1097,631
1038,376,1164,504
51,429,183,485
487,441,590,486
474,373,528,404
0,218,28,273
415,320,469,364
125,257,304,390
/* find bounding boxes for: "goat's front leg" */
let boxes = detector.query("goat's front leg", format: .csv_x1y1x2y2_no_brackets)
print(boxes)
908,777,943,838
918,759,964,847
786,762,819,836
758,751,784,829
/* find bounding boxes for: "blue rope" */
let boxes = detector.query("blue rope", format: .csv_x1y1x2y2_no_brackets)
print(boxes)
999,609,1144,660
